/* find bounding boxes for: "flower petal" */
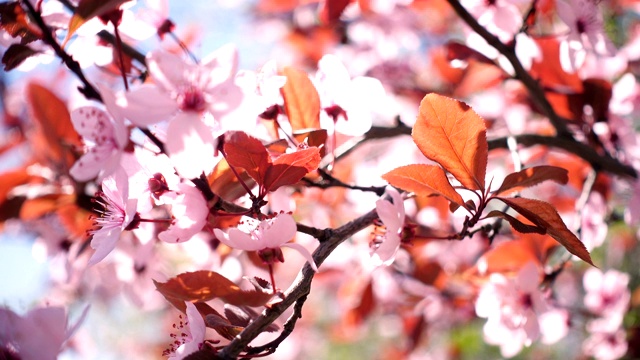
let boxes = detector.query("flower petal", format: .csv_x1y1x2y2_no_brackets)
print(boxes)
122,84,178,126
158,184,208,243
281,242,318,271
215,228,262,251
165,113,217,179
201,43,238,91
263,213,297,248
371,232,401,266
88,226,121,266
147,50,193,92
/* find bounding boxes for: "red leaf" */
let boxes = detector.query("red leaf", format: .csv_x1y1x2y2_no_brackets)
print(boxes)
445,41,494,65
485,210,546,235
583,78,612,121
263,147,321,193
208,159,255,201
280,67,321,131
0,2,41,44
342,279,375,328
2,43,40,71
223,131,271,185
294,129,328,157
495,197,594,265
412,93,488,190
319,0,352,24
153,271,272,307
382,164,465,209
26,82,81,167
494,165,569,196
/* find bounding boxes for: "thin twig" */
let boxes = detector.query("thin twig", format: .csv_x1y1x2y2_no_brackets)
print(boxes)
445,0,574,138
22,0,102,101
244,294,309,356
303,168,387,196
216,208,379,359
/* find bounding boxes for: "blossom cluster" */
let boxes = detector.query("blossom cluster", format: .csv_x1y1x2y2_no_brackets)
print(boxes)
0,0,639,359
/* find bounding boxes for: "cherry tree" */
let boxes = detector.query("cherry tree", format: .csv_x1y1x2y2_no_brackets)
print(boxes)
0,0,639,359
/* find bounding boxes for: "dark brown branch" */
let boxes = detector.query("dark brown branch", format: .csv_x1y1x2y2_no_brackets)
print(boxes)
445,0,573,138
216,208,379,359
21,0,102,101
488,135,637,178
244,294,309,356
96,30,147,65
343,125,636,178
303,168,387,196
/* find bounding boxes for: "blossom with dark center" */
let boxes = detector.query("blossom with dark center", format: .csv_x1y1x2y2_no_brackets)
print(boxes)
213,213,317,271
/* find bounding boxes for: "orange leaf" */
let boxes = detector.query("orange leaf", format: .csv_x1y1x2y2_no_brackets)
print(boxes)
0,166,31,205
342,279,375,328
382,164,465,209
495,197,594,266
19,196,59,221
412,93,488,190
153,270,272,307
57,202,93,240
494,165,569,196
471,233,559,276
263,147,321,193
224,131,271,184
63,0,130,46
26,82,81,167
208,159,254,201
280,67,321,131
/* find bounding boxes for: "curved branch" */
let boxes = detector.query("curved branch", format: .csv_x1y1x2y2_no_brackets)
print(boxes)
216,208,379,359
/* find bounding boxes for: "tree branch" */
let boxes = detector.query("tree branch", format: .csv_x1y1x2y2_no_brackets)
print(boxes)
303,168,387,196
22,0,102,101
341,125,636,179
445,0,574,138
488,134,637,178
216,208,379,359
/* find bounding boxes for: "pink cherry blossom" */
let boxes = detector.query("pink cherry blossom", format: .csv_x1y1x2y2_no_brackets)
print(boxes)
461,0,524,43
236,59,287,119
0,304,90,360
88,169,139,266
124,147,181,214
475,262,568,357
556,0,615,72
371,187,405,266
158,183,209,243
583,268,630,321
120,45,242,178
213,213,318,271
582,329,628,360
70,88,129,182
315,54,386,136
165,302,206,360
